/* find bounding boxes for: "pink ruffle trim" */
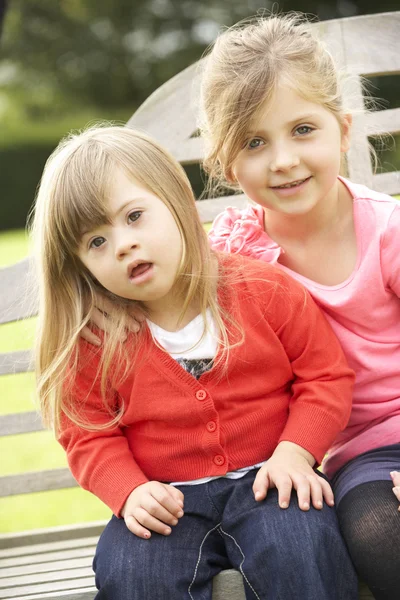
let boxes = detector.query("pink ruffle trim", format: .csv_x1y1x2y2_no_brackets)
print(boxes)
208,205,283,264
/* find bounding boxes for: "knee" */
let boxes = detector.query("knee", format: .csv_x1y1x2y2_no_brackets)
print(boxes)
93,517,145,595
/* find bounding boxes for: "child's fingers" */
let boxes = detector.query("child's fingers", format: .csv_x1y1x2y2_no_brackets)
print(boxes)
317,476,335,507
390,471,400,487
252,469,270,501
274,475,293,509
166,484,185,508
150,483,184,518
308,476,325,510
291,475,311,511
133,507,174,536
124,512,170,538
80,325,101,346
128,305,146,324
140,496,181,526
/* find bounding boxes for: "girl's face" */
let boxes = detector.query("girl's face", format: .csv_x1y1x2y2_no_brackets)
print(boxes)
78,168,183,317
231,84,351,218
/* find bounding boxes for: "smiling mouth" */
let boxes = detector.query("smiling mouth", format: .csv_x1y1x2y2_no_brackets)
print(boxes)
271,176,311,189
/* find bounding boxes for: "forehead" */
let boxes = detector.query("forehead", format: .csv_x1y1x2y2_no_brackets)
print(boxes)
250,84,336,131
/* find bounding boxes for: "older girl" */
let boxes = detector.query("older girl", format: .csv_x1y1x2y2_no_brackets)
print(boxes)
200,12,400,599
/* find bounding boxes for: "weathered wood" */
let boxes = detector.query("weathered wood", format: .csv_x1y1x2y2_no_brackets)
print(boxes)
0,468,78,498
16,590,96,600
0,258,37,325
0,576,96,599
0,411,42,436
0,350,34,376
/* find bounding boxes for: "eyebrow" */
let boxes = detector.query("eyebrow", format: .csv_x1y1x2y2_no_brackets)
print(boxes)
249,113,320,135
80,198,147,238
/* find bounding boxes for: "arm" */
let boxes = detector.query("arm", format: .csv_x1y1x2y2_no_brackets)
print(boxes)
59,343,184,536
252,268,354,508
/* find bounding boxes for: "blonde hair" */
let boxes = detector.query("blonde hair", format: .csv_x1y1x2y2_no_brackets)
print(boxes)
199,12,352,191
31,124,238,432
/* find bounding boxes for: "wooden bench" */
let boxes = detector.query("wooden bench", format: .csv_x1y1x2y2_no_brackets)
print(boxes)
1,11,400,600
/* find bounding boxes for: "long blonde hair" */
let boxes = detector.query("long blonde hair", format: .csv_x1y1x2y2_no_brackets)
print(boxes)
199,12,353,191
31,125,237,433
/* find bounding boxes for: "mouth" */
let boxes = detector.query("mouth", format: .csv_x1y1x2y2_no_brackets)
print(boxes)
128,261,153,281
271,176,311,189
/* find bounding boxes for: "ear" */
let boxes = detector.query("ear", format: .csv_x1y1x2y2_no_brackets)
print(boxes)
340,114,352,153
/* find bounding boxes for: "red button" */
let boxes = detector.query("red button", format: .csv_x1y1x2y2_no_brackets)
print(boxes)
214,455,225,466
206,421,217,432
196,390,207,401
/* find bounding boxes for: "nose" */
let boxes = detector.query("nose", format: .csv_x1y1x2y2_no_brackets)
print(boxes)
269,141,300,172
115,230,137,259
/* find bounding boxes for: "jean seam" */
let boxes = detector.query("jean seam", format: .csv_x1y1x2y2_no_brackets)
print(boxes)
188,522,222,600
218,526,261,600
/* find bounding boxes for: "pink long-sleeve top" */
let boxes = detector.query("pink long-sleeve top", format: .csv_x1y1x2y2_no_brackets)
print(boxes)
209,177,400,477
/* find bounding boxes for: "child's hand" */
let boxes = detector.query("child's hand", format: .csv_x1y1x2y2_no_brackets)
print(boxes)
80,293,145,346
253,441,334,511
390,471,400,511
121,481,185,538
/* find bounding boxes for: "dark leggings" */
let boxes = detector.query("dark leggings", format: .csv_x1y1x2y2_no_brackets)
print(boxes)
337,480,400,600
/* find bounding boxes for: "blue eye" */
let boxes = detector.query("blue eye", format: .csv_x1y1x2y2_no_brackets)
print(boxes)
127,210,142,223
295,125,314,136
89,236,106,249
247,138,264,150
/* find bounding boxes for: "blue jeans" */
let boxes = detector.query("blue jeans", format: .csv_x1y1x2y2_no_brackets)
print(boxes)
93,470,357,599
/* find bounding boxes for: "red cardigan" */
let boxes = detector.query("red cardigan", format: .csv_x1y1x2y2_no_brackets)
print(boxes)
59,254,354,516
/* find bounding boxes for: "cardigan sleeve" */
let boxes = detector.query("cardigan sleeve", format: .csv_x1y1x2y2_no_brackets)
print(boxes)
58,343,148,517
261,271,355,463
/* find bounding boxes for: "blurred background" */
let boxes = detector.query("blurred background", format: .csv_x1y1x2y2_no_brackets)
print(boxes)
0,0,399,534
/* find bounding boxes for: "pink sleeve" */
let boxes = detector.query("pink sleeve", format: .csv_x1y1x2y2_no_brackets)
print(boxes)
381,203,400,297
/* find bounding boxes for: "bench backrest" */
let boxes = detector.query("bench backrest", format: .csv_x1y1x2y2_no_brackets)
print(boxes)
1,11,400,506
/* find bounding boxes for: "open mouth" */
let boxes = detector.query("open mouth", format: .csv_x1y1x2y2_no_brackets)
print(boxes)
129,262,153,280
271,176,311,189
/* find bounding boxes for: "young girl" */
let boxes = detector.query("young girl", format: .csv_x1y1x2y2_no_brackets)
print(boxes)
198,12,400,600
32,125,357,600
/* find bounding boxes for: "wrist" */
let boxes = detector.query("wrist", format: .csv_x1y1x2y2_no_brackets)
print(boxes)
274,441,316,467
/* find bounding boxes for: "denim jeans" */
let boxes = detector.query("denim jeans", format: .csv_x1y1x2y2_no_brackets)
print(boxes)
93,470,357,599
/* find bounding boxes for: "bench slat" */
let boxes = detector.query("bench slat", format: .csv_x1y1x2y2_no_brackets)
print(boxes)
0,412,43,436
0,259,37,325
0,468,78,498
0,576,96,599
16,590,96,600
0,556,94,578
196,194,249,223
0,566,94,588
0,350,34,376
0,546,96,569
372,172,400,196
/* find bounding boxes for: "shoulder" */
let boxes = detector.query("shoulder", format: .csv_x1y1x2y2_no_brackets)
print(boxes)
208,204,283,264
341,176,399,219
217,252,307,304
